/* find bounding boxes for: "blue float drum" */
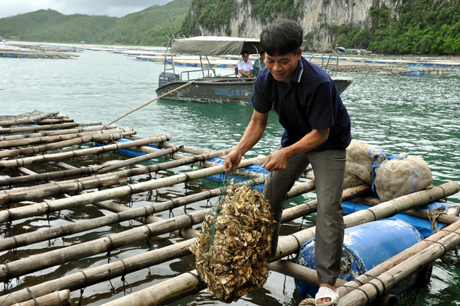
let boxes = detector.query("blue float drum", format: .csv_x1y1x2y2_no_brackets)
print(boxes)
295,219,425,297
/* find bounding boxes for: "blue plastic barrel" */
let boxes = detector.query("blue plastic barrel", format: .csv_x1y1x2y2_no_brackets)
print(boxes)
295,219,424,297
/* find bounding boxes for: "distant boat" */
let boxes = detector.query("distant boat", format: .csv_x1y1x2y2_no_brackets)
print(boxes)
156,36,353,106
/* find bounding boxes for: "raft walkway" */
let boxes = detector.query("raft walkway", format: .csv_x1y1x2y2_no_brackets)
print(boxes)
9,42,459,75
129,51,460,74
0,45,79,59
0,110,459,306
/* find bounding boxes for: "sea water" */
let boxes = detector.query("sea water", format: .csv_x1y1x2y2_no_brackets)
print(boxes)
0,46,459,305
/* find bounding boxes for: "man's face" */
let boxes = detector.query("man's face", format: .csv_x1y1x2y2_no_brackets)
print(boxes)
242,53,249,62
265,48,302,84
260,53,265,62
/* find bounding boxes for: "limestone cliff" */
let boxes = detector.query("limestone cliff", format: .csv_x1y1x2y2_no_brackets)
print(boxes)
183,0,401,51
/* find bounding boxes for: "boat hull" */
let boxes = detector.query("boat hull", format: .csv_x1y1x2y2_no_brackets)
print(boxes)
156,76,353,106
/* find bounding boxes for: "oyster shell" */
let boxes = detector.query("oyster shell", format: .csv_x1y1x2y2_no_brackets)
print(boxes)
190,180,277,303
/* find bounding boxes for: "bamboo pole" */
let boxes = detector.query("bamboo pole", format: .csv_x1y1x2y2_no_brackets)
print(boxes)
0,155,263,223
128,136,227,157
106,80,196,126
0,165,103,187
11,290,71,306
34,118,74,124
0,127,135,149
0,175,120,205
91,200,164,224
96,145,183,174
351,196,460,224
0,146,226,187
0,122,110,134
337,223,460,306
67,121,101,126
101,270,203,306
3,172,118,194
0,183,367,305
0,135,171,169
270,260,347,287
0,122,81,134
0,112,59,126
0,125,123,141
50,114,69,119
124,141,238,174
0,132,128,158
48,161,78,170
68,124,117,132
404,207,460,224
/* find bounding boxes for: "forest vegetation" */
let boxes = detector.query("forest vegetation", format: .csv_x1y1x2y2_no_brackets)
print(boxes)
1,0,459,54
0,0,191,46
332,0,460,54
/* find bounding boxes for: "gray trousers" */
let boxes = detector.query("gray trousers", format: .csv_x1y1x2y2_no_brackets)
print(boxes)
264,148,346,286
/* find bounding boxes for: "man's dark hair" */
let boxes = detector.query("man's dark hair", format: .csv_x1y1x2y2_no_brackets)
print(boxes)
241,50,249,56
260,19,303,56
260,50,265,55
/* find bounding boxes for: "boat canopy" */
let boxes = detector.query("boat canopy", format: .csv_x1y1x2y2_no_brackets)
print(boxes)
170,36,261,56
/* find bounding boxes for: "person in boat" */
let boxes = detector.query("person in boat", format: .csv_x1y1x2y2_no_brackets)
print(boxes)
253,51,266,77
237,50,254,78
223,19,351,306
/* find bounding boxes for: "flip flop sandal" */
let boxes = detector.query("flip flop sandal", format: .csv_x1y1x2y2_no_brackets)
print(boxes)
314,287,339,306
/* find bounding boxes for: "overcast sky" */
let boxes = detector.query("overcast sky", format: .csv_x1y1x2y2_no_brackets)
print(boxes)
0,0,172,19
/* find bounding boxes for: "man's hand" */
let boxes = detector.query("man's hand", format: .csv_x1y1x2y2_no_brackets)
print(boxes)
262,149,289,171
223,150,243,173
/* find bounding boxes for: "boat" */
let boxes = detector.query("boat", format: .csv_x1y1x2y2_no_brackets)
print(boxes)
156,36,353,106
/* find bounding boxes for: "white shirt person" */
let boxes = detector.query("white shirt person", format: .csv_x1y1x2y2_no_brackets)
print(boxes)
237,51,253,78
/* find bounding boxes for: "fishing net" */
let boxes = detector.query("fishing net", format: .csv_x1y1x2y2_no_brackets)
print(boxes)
190,178,276,303
396,263,433,305
343,139,433,202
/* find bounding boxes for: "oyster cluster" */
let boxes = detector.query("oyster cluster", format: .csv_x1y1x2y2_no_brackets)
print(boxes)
190,180,276,303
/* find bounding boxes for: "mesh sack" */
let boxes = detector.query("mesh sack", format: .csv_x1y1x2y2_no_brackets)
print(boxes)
343,139,381,189
190,179,276,303
374,155,433,202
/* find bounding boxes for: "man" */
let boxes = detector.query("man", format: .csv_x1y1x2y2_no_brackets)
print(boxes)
223,19,350,306
237,50,253,78
253,51,266,77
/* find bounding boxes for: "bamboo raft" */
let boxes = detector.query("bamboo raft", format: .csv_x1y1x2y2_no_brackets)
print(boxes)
0,111,459,306
0,47,79,59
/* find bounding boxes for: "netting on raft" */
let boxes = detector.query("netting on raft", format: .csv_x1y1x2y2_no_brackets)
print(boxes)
190,176,276,303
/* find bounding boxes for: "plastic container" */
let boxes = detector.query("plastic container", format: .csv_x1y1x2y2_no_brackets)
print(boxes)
295,219,424,297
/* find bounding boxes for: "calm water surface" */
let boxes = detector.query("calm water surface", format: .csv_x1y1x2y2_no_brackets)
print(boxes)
1,45,459,306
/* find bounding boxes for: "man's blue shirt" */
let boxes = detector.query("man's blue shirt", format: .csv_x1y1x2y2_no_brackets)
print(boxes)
250,56,351,151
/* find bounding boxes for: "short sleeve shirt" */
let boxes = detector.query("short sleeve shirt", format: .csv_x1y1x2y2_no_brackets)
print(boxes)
237,59,253,78
253,59,265,77
249,56,351,151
